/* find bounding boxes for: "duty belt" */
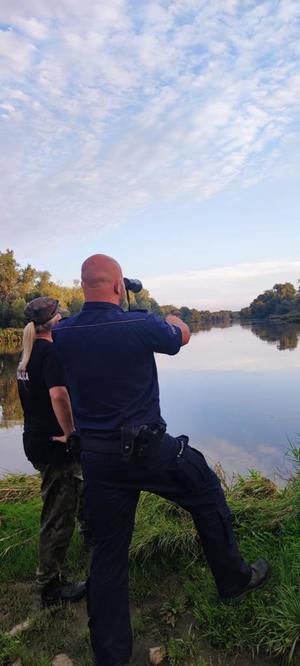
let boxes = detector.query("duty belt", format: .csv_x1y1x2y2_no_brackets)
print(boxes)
81,438,122,453
81,423,166,465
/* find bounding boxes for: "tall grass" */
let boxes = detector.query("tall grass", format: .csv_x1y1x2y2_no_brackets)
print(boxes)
0,460,299,664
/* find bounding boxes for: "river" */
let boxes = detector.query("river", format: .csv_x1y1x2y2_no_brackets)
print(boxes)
1,321,300,480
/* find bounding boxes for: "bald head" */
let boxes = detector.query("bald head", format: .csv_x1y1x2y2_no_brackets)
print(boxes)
81,254,125,304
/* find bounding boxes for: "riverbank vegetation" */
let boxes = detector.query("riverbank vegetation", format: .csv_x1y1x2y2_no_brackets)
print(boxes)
240,282,300,322
1,249,300,344
0,328,22,352
0,249,236,336
0,451,299,665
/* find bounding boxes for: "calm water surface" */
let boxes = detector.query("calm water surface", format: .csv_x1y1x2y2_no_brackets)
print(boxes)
1,322,300,479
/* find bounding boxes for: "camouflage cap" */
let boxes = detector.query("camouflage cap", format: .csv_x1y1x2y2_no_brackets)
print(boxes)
24,297,60,325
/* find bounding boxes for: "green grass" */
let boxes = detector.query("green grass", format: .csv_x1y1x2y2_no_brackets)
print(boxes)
0,631,21,664
0,607,95,666
0,455,299,665
0,500,41,581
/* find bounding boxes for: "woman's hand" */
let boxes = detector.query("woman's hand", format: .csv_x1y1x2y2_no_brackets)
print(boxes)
51,435,68,443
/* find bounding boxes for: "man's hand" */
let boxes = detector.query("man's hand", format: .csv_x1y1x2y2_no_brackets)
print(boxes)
51,435,68,443
165,314,191,346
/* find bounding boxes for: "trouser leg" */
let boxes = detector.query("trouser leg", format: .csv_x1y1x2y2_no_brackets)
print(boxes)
36,463,79,587
75,474,94,548
157,441,251,597
83,462,139,666
179,475,250,596
81,436,251,664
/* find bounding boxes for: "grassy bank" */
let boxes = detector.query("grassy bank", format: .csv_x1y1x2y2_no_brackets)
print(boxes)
0,455,299,666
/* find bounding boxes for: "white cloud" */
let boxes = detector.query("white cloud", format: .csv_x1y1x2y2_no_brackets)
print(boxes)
0,1,300,251
144,260,300,310
0,29,36,75
15,17,49,40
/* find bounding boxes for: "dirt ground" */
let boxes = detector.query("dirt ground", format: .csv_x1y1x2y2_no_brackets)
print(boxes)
1,585,282,666
74,597,280,666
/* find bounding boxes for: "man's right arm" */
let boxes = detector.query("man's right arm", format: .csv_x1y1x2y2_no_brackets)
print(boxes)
142,313,190,354
165,315,191,346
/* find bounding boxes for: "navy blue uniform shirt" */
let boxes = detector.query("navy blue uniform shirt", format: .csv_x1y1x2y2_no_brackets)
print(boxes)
53,302,182,439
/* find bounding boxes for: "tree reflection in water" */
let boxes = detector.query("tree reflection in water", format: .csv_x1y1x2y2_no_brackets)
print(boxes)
1,321,300,431
0,353,23,428
241,322,300,351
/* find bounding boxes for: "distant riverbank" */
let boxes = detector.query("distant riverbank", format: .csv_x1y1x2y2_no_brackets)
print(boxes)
0,452,299,665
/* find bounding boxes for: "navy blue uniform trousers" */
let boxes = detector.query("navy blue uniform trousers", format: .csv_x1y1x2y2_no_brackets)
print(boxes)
81,433,251,666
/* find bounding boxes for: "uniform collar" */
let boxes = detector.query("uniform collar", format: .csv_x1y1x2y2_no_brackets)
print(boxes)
82,301,123,311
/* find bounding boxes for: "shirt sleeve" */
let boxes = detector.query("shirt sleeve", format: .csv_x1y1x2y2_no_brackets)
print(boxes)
142,314,182,355
42,346,67,389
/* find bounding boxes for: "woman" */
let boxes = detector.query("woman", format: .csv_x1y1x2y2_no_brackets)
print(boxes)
17,296,85,607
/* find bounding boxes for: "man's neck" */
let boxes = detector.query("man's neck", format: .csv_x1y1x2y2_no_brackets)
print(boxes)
84,294,120,305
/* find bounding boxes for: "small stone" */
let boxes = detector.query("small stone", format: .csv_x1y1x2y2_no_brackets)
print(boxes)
149,645,167,664
9,619,31,636
52,655,74,666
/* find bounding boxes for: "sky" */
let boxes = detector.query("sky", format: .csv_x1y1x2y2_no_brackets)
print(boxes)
1,0,300,310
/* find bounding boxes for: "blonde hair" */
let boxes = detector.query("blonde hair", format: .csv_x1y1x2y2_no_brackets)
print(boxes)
18,314,60,373
18,322,36,373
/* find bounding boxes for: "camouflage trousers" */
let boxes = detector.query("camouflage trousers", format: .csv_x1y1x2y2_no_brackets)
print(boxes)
34,461,85,588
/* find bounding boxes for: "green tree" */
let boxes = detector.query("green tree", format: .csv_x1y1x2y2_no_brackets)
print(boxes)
34,270,52,294
0,250,20,303
273,283,296,299
68,297,83,314
131,289,161,314
18,264,37,299
240,282,299,320
8,298,26,327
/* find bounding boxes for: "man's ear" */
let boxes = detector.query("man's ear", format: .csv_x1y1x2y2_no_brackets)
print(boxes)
114,280,121,295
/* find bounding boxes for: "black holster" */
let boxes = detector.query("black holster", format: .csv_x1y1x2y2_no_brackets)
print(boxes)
120,423,165,466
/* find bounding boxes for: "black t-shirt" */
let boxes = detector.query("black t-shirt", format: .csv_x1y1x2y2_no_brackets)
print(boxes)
17,339,66,437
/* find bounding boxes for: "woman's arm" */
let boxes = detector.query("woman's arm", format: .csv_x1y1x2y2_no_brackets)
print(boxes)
49,386,75,439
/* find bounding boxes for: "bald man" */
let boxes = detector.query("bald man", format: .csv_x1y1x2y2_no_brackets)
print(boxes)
54,254,269,666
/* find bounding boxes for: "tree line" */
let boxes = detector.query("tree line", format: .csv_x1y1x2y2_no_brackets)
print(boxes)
0,250,83,328
2,249,300,329
240,282,300,321
0,250,234,330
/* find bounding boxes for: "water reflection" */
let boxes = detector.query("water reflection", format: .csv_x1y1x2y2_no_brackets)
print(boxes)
1,323,300,478
241,321,300,350
0,352,33,476
0,353,23,427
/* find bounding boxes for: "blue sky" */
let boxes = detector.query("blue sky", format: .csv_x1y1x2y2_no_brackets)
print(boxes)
1,0,300,309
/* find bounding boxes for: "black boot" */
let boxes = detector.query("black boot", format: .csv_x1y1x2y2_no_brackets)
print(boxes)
222,559,270,603
41,576,86,607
